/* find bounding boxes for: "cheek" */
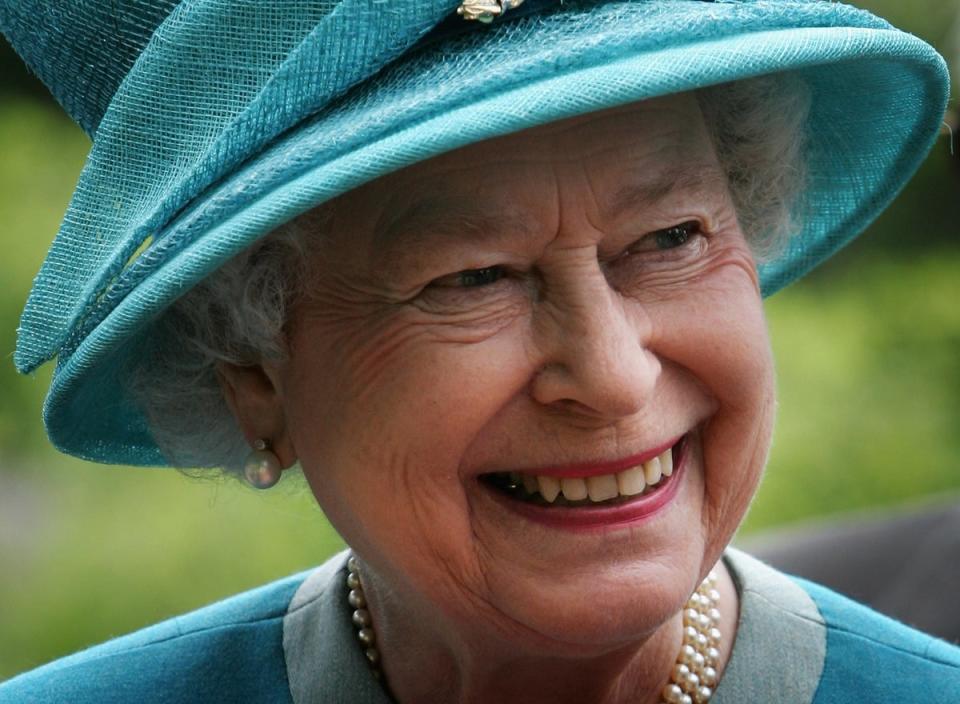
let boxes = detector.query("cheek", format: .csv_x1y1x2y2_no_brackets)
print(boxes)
652,254,775,539
281,308,534,563
701,311,775,521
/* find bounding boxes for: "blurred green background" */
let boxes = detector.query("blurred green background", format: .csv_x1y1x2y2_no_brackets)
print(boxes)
1,0,958,681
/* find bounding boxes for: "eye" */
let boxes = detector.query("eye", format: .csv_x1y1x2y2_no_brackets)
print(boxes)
651,221,701,250
619,220,704,261
416,264,520,316
430,265,506,289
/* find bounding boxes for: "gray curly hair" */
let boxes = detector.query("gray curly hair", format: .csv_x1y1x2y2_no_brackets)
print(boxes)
128,73,812,477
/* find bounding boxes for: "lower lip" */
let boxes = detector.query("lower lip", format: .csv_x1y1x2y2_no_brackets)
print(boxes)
485,441,687,532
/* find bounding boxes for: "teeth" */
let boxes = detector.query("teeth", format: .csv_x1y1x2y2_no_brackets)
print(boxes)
586,474,619,502
560,477,588,501
660,447,674,477
643,457,662,485
616,465,646,496
537,475,561,503
497,445,677,504
522,473,539,495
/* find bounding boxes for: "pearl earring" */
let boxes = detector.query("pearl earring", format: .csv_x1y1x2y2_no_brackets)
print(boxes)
243,438,283,489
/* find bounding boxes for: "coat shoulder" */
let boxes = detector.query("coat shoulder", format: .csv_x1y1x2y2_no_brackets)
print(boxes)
796,578,960,703
0,571,311,704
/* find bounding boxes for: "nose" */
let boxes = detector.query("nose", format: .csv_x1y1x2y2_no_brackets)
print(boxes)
528,257,660,419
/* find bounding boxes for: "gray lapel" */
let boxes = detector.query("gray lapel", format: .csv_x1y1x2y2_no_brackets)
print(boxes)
714,548,826,704
284,550,394,704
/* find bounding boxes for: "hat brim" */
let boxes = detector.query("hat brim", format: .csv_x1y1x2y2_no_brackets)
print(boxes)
41,2,949,464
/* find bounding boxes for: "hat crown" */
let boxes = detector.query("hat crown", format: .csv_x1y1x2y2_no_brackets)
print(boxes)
0,0,181,136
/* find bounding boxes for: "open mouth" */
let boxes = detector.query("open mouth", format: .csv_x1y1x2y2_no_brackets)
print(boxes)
479,435,687,509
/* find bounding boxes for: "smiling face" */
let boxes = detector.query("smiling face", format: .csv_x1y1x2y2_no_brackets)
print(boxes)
236,92,775,654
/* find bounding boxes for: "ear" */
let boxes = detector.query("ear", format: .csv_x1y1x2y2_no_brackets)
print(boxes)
217,361,297,468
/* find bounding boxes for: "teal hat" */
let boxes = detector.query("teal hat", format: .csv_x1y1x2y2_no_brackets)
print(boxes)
1,0,950,465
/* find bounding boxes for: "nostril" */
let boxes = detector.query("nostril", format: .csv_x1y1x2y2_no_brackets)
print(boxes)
550,398,596,415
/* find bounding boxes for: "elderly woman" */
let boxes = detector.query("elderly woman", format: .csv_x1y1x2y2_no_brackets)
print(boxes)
0,1,958,702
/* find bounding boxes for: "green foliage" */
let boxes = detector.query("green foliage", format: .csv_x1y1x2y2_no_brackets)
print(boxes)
854,0,958,66
0,465,345,680
1,92,958,680
745,253,960,533
0,101,88,458
1,0,959,682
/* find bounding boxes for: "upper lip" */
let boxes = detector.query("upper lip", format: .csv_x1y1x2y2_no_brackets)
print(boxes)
491,435,682,480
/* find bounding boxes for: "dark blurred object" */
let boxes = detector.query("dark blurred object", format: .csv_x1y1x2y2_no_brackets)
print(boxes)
949,108,959,178
1,36,51,101
743,502,960,644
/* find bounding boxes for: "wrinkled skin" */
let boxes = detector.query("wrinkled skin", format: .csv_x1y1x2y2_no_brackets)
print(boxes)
221,92,776,704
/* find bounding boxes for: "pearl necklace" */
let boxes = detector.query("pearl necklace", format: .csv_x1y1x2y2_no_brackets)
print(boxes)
661,570,721,704
346,555,384,679
346,555,721,702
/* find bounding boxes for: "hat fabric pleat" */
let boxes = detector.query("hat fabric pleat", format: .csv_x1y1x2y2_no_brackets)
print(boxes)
13,0,459,375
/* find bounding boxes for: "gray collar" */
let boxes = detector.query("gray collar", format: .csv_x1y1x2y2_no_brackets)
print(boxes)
283,548,826,703
283,550,393,704
714,548,826,704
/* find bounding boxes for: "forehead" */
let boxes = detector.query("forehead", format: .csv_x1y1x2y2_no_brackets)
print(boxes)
325,92,725,246
384,91,715,188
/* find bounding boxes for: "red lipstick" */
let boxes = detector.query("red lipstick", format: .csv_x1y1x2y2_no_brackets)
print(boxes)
514,436,681,479
485,437,688,531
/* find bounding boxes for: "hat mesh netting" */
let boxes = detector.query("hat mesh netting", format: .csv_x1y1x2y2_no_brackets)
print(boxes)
10,0,459,373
